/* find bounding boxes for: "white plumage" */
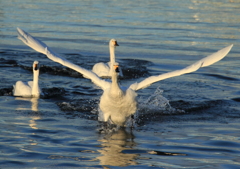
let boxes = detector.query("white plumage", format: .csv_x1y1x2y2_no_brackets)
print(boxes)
13,60,41,98
17,28,233,126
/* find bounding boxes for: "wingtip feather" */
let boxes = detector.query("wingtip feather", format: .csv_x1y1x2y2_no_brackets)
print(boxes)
201,44,233,67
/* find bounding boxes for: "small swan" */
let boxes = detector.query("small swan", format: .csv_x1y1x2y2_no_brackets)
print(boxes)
13,60,41,98
17,28,233,126
92,39,123,78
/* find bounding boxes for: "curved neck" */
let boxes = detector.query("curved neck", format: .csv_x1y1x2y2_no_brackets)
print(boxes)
32,70,40,97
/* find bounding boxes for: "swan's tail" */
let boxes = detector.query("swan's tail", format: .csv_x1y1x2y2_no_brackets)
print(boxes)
17,27,48,55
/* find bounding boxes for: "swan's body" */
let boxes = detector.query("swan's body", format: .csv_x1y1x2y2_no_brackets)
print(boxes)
13,61,41,97
99,65,137,126
17,28,233,126
92,39,123,78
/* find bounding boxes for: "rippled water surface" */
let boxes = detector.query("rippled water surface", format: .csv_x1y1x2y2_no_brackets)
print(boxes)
1,0,240,168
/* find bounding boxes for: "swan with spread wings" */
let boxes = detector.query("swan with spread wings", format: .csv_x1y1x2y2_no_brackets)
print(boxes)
17,28,233,126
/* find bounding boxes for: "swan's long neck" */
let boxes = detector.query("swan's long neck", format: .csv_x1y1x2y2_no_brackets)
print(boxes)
109,45,116,64
32,69,40,97
110,72,123,97
109,45,116,75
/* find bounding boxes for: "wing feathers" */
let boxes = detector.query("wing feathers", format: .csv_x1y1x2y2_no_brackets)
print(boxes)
17,28,110,89
199,44,233,67
130,44,233,91
17,28,233,92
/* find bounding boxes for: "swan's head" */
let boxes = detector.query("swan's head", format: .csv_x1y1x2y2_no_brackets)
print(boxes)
33,61,39,71
109,39,119,47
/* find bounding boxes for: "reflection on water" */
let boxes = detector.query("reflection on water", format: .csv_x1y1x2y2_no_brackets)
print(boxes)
15,97,40,129
28,115,41,130
15,97,39,112
96,129,138,167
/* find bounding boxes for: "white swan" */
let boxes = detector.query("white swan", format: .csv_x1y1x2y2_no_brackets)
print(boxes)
17,28,233,126
92,39,123,78
13,60,41,98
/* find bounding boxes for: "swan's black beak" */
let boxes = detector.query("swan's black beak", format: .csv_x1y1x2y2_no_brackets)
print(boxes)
115,41,119,46
114,65,120,73
34,63,38,71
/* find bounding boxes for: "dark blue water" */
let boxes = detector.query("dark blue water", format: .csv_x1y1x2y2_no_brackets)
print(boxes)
1,0,240,168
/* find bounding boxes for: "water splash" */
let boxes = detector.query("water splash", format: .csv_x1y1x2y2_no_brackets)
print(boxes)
136,86,185,125
138,86,173,113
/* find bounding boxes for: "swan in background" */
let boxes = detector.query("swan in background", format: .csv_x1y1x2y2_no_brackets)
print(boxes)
92,39,123,78
17,28,233,126
13,60,41,98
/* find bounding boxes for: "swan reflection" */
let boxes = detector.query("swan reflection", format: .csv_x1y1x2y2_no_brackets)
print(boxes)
96,129,138,167
15,97,39,111
15,97,40,129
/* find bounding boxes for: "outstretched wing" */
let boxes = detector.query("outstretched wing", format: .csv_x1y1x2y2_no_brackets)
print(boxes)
17,27,110,90
129,44,233,91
